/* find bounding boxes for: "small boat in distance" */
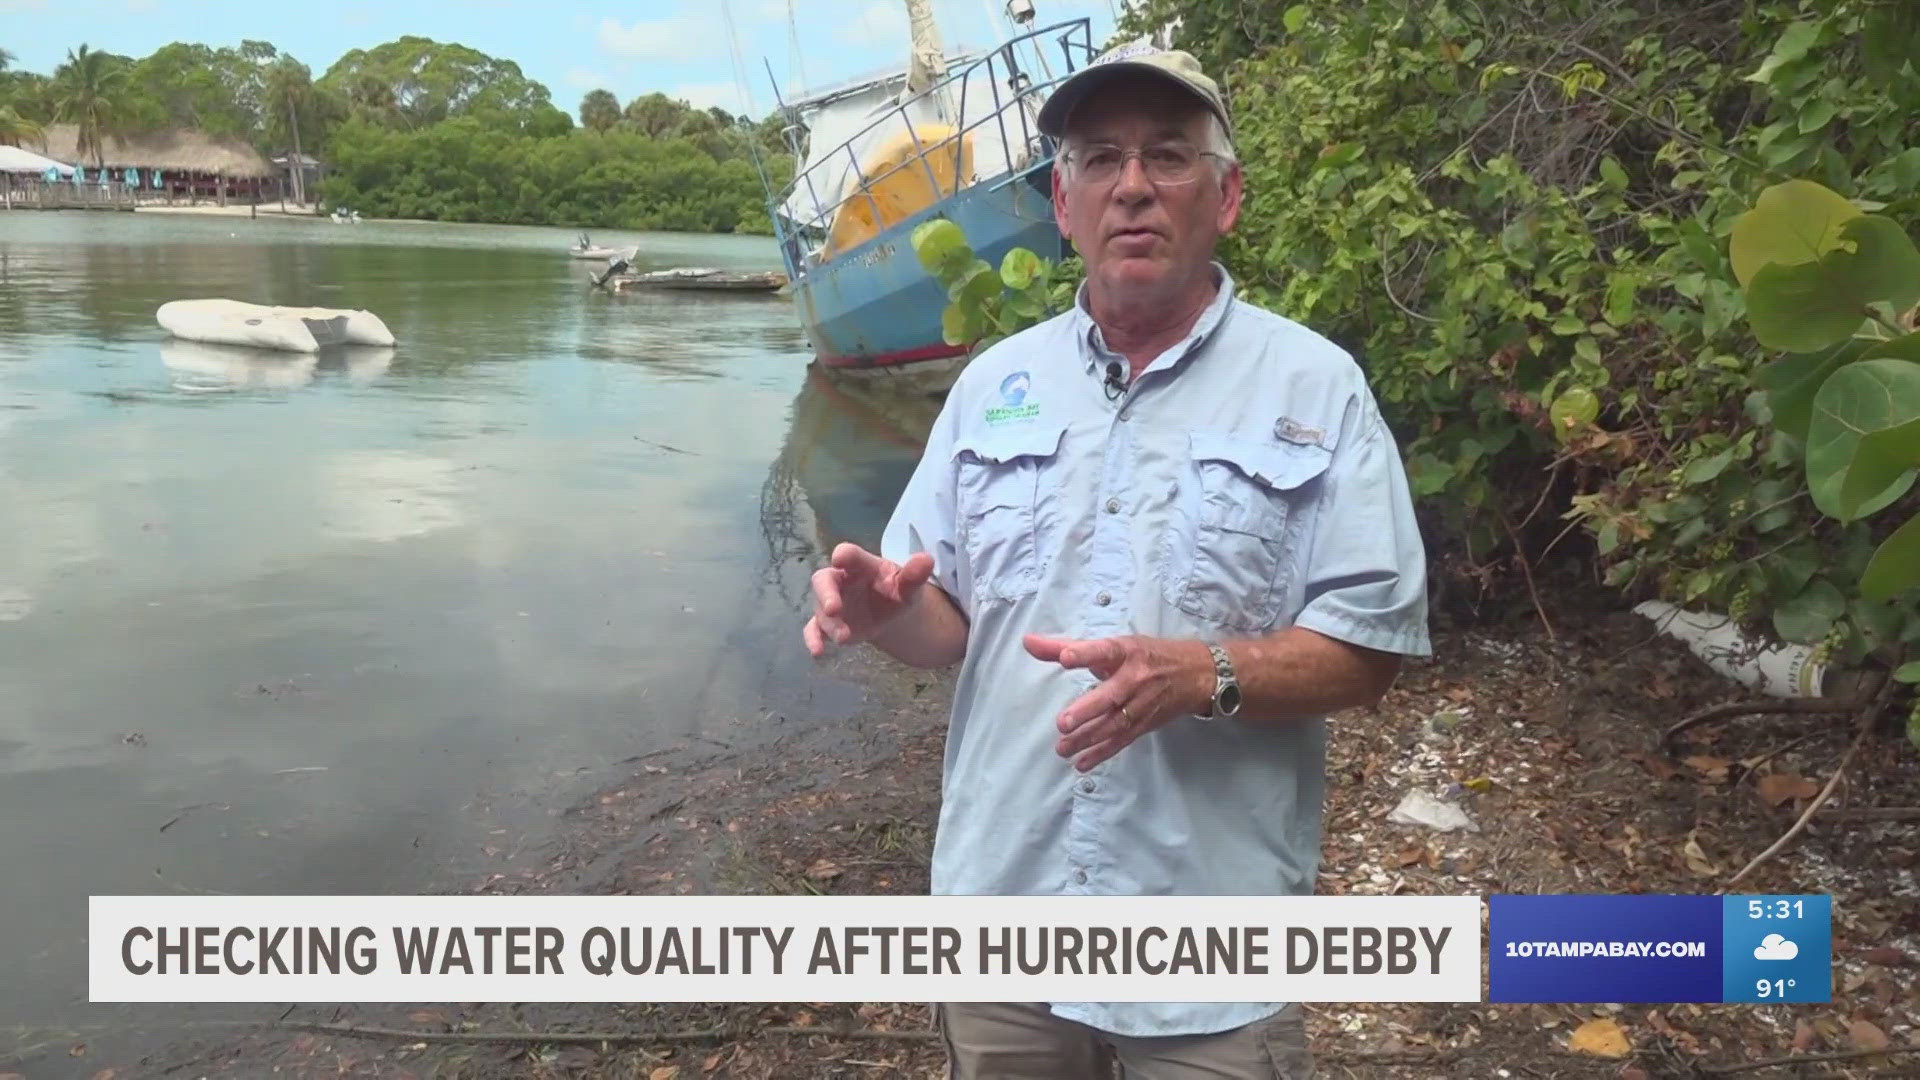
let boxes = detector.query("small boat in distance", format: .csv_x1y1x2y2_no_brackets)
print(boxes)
752,2,1094,370
611,267,789,294
569,232,628,260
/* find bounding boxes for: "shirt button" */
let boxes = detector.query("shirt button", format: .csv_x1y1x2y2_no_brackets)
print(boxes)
1095,591,1112,606
1077,778,1096,794
1073,869,1089,885
1105,497,1121,514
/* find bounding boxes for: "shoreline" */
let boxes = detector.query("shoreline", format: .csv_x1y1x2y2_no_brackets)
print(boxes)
129,204,439,227
133,202,324,219
123,203,780,238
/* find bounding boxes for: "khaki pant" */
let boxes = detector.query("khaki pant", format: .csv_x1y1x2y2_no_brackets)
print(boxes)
936,1002,1315,1079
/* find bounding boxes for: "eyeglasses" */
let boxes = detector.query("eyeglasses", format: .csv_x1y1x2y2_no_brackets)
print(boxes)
1063,141,1223,186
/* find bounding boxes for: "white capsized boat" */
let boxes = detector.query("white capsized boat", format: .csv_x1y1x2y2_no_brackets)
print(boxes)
156,299,397,353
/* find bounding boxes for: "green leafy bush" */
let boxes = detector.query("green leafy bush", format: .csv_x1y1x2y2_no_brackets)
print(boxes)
4,34,792,233
319,115,790,231
1113,0,1919,689
909,218,1078,350
1731,179,1920,730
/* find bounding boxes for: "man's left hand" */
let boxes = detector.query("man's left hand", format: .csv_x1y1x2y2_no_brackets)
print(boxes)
1023,634,1213,772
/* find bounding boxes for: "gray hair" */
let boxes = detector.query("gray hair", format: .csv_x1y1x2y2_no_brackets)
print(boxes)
1201,114,1237,170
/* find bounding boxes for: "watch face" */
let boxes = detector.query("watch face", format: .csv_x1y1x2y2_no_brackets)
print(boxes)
1218,683,1242,716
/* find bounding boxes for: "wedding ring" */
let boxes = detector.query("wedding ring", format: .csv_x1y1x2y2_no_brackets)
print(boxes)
1117,704,1134,728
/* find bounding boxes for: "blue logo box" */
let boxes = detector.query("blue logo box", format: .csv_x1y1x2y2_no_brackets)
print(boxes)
1489,895,1830,1004
1722,895,1831,1003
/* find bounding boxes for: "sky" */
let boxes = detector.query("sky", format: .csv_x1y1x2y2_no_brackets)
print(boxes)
1,0,1121,120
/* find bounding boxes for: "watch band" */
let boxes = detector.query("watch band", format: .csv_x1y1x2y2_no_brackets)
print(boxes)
1202,641,1240,719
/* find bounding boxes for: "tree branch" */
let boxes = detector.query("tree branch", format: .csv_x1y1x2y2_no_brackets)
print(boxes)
1376,244,1439,324
1816,806,1920,822
1498,506,1555,642
1703,1042,1920,1075
1661,698,1862,752
1726,678,1891,886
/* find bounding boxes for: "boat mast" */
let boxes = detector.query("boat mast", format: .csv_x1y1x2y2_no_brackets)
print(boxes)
979,0,1008,48
903,0,948,98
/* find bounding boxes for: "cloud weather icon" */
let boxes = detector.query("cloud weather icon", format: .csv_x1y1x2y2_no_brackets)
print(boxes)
1754,934,1799,961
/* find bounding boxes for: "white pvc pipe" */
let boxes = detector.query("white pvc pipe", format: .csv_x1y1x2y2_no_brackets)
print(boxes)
1634,600,1831,699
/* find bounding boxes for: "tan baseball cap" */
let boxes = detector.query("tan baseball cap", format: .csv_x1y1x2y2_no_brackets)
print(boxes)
1036,39,1230,142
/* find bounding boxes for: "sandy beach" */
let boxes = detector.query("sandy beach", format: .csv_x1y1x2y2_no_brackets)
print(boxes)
133,201,322,218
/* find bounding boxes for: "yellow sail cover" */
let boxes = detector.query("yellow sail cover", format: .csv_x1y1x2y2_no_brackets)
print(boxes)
825,125,974,258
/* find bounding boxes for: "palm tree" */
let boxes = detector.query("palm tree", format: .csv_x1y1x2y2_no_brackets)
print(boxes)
0,105,43,147
579,88,619,133
622,92,684,139
264,57,315,205
0,47,15,72
50,44,130,169
342,73,404,128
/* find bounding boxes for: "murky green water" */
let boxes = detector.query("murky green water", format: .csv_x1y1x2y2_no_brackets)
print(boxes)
0,211,939,1062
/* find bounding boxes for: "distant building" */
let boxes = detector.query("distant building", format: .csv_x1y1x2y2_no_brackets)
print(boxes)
0,144,80,208
36,124,276,203
270,153,324,204
0,144,75,178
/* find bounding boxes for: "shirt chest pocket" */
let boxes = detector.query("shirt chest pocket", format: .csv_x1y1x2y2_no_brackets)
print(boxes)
952,423,1069,605
1166,431,1332,632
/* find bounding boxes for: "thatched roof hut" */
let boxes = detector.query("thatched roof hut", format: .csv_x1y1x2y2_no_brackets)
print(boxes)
36,124,273,177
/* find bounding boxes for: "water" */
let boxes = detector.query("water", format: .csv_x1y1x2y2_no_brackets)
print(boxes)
0,211,940,1060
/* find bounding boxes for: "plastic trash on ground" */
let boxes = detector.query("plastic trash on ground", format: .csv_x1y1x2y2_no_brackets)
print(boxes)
1387,789,1481,833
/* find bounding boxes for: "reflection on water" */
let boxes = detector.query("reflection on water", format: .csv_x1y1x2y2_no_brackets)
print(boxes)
161,340,318,390
0,215,804,1053
158,340,397,392
760,365,947,593
317,449,469,544
0,211,947,1071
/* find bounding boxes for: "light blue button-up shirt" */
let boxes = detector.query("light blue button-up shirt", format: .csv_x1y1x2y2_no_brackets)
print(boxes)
880,265,1432,1038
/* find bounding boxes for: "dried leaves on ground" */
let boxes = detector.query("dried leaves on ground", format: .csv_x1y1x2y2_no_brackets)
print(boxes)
79,607,1920,1080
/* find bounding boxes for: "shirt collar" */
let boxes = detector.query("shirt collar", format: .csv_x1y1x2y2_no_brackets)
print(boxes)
1073,262,1237,375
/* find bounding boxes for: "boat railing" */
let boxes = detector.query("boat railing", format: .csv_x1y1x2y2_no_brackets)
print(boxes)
773,18,1095,273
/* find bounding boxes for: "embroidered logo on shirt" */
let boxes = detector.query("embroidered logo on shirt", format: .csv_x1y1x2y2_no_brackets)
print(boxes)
1274,416,1327,448
986,371,1040,424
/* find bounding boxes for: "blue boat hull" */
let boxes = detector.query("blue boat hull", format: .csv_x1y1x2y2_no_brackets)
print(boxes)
789,164,1066,370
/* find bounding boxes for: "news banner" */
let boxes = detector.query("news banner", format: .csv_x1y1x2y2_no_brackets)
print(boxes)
89,893,1831,1004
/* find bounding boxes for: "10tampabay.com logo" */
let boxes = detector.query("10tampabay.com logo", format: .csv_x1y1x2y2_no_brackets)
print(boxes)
1490,894,1831,1003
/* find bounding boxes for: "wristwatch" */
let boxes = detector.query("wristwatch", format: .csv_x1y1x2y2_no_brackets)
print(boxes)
1200,641,1242,720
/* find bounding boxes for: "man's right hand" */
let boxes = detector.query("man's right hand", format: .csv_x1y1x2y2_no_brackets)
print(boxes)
803,543,936,658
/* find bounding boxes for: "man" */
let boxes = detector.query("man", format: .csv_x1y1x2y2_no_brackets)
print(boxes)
802,42,1431,1079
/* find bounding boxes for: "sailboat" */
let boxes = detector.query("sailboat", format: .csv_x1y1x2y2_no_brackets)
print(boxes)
757,0,1094,372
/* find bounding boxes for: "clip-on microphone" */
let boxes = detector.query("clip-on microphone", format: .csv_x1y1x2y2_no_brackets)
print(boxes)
1103,361,1127,402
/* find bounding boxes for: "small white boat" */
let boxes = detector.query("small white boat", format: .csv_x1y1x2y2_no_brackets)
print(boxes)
156,299,397,353
569,232,629,260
